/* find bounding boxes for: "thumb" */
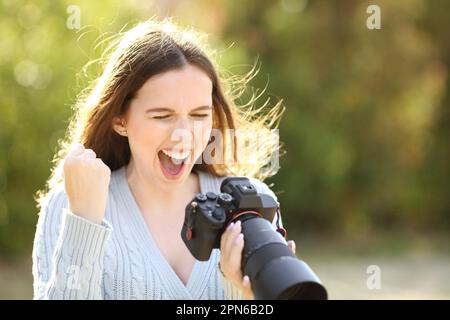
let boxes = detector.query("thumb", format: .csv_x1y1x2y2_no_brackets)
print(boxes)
287,240,296,254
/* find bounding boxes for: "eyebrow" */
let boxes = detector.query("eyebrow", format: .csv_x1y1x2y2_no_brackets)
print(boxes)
145,105,212,113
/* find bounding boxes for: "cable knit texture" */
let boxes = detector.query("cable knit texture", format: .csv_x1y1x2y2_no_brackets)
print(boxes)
32,166,283,300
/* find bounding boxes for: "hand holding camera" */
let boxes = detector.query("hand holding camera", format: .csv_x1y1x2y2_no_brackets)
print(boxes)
181,177,327,300
219,220,297,299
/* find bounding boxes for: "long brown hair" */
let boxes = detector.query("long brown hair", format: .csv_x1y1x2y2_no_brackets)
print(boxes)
35,18,284,210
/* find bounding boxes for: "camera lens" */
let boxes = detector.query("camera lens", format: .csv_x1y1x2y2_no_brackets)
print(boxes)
240,217,327,300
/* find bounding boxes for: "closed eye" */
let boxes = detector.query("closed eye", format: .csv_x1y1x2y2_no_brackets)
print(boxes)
152,115,172,120
153,114,209,120
151,113,210,120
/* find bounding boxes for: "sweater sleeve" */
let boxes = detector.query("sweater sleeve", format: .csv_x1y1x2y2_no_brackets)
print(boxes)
32,185,112,299
219,178,285,300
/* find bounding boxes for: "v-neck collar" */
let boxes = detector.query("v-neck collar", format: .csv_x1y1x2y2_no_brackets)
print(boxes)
117,166,216,299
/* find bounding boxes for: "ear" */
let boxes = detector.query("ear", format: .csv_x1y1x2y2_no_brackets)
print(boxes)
112,116,128,137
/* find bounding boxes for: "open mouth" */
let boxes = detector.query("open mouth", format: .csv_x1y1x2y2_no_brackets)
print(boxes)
158,149,191,179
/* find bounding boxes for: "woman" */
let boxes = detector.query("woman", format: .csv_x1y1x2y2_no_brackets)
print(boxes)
32,19,295,300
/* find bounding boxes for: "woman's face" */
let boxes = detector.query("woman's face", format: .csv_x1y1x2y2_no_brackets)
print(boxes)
115,63,213,188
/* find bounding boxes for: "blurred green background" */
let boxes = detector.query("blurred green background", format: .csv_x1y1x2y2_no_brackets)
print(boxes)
0,0,449,299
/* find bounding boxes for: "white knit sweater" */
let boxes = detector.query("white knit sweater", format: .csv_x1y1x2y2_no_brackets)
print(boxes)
32,165,282,299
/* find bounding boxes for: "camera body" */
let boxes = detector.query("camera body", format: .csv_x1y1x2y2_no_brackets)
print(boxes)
181,177,280,261
181,177,327,300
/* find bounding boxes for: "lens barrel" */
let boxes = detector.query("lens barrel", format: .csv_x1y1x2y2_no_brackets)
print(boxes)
240,217,327,300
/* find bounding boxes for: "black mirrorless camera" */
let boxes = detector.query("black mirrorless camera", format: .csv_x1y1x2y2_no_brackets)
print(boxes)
181,177,327,300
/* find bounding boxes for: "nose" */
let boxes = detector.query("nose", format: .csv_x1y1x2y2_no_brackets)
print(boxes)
177,116,191,131
169,116,193,148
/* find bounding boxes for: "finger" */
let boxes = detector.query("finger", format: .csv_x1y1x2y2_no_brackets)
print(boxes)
220,222,235,253
67,143,84,158
226,232,244,275
83,149,96,159
242,275,254,299
96,158,110,172
223,220,242,262
242,275,252,288
220,222,234,252
288,240,296,254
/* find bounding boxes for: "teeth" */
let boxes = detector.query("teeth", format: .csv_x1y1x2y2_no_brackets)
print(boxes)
161,149,191,160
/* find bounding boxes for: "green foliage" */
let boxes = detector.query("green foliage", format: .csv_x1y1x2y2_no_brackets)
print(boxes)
0,0,449,257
